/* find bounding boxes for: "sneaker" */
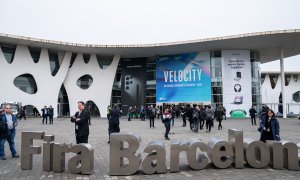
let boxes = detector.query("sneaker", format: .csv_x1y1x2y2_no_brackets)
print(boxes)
165,137,170,140
1,156,6,160
12,154,20,158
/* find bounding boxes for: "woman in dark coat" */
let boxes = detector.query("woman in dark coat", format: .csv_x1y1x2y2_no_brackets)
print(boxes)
259,109,280,143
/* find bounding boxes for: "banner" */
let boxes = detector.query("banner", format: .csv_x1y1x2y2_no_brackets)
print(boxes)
222,50,252,117
156,52,211,103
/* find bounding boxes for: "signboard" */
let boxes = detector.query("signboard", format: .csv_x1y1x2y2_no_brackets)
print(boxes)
222,50,252,117
156,52,211,103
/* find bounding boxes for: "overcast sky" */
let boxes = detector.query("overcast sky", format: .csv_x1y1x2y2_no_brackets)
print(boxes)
0,0,299,71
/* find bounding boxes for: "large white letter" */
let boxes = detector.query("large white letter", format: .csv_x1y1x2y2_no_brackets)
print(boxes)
110,133,141,175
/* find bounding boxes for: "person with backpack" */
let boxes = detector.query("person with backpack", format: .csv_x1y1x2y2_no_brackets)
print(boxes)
140,105,146,121
149,105,155,128
162,107,172,140
205,105,214,133
199,107,206,130
192,106,200,132
215,105,224,130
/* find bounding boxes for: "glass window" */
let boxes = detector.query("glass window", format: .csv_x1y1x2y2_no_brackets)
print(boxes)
212,87,222,94
76,74,93,90
69,53,77,68
1,45,16,63
13,74,37,94
48,50,60,76
83,54,90,64
28,46,41,63
269,74,278,89
96,55,113,69
292,91,300,102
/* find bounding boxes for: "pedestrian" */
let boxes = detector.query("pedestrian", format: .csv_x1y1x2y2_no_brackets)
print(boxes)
149,105,155,128
70,101,90,144
107,104,122,143
199,107,206,130
187,105,194,130
48,106,54,124
215,105,224,130
107,105,112,120
205,105,214,133
140,105,146,121
162,107,171,140
41,106,49,124
181,106,187,127
128,107,133,121
170,106,175,127
258,109,280,143
223,107,226,120
192,106,200,132
249,106,257,125
19,107,26,120
0,105,20,160
156,107,161,119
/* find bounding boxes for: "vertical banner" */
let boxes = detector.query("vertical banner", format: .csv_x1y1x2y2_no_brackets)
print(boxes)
222,50,251,117
121,58,146,114
156,52,211,103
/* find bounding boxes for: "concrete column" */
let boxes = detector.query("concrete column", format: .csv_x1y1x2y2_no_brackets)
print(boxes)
279,47,286,118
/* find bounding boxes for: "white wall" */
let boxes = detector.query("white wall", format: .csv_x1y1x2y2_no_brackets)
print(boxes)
262,74,300,114
0,45,120,117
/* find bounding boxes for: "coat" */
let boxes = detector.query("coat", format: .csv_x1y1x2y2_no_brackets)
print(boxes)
0,113,18,139
259,117,280,141
72,109,90,137
109,109,122,124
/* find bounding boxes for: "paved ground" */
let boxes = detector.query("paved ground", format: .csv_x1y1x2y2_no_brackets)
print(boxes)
0,117,299,180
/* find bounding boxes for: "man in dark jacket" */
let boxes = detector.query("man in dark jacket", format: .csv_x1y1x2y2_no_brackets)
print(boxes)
249,106,257,125
71,101,90,144
48,106,54,124
41,106,49,124
108,104,122,143
0,105,20,160
215,105,224,130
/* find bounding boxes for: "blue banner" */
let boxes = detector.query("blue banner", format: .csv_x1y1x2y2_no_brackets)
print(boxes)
156,52,211,103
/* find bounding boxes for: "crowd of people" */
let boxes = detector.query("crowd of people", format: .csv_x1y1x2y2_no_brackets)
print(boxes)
0,101,282,161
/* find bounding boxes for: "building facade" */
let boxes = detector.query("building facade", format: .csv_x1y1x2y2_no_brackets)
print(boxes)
0,30,300,117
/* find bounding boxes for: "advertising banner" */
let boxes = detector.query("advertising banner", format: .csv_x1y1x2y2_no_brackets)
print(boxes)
222,50,252,117
156,52,211,103
121,58,146,114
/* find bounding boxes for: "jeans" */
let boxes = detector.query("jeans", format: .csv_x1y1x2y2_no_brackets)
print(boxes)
251,116,256,125
42,115,48,124
0,129,17,157
164,121,171,138
193,118,199,132
49,115,53,124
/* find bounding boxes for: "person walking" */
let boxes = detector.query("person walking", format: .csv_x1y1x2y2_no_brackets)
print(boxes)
149,105,155,128
41,106,49,124
127,107,133,121
107,104,122,143
192,106,200,132
249,106,257,125
107,105,112,120
162,107,172,140
199,107,206,130
0,105,20,160
48,106,54,124
70,101,90,144
140,105,146,121
181,106,187,127
170,106,175,127
18,107,26,120
215,105,224,130
205,105,214,133
223,107,226,120
259,109,280,143
187,105,194,130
